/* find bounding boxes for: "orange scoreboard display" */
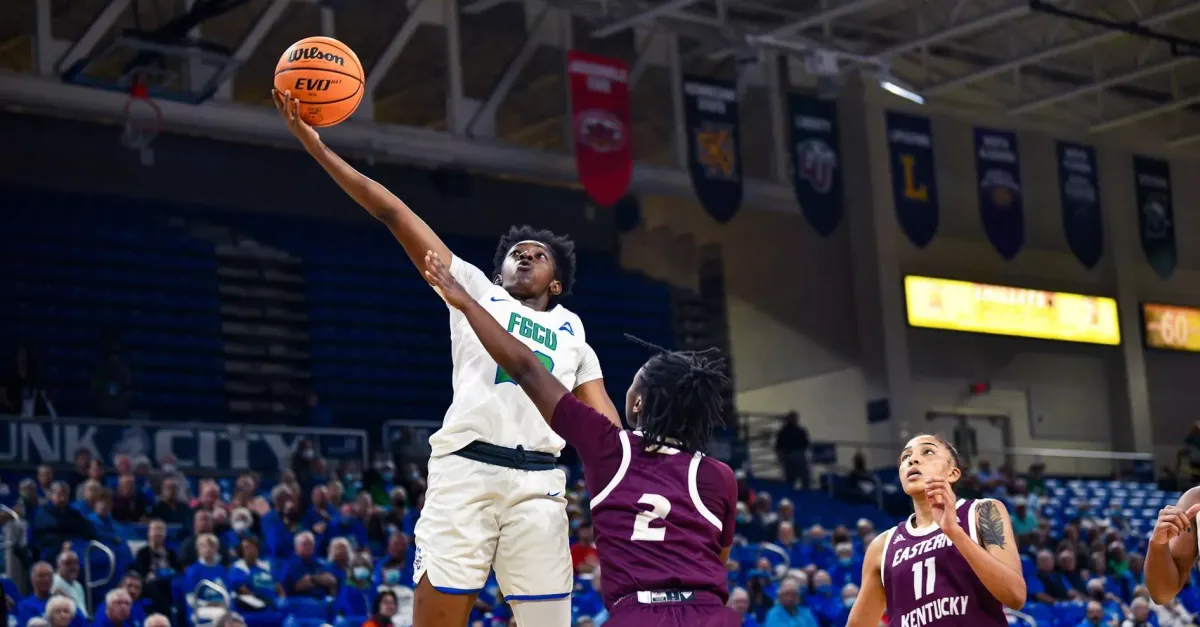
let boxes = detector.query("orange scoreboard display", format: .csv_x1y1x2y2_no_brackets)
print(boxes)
1142,303,1200,352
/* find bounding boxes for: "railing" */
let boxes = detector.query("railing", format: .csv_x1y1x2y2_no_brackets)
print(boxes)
1,505,21,594
83,540,116,616
1005,607,1037,626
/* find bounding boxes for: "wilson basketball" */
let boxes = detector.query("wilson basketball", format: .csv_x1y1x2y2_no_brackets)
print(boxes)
274,36,364,127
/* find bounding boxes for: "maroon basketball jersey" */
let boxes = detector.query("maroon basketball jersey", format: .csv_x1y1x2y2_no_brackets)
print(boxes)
881,499,1006,627
552,394,737,610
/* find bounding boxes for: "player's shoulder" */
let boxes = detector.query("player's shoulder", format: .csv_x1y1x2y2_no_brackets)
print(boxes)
1179,485,1200,508
551,304,586,339
867,525,896,561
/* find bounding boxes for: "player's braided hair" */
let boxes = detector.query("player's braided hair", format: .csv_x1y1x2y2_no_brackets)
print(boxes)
492,225,577,308
626,335,729,454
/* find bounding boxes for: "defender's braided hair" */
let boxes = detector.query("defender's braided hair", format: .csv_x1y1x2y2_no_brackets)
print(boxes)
625,334,730,454
492,225,577,308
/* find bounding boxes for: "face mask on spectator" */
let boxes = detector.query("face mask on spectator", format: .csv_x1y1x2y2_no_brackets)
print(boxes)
232,520,249,533
382,472,394,483
353,567,370,580
843,596,855,608
817,584,832,596
302,449,315,460
384,569,400,585
162,464,176,473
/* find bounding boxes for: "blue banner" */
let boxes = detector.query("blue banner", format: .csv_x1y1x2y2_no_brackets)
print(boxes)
974,127,1024,260
1133,156,1176,279
1056,141,1103,269
789,94,843,237
0,416,368,472
886,112,939,248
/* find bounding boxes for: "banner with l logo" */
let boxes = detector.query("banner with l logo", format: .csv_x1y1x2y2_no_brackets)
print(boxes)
886,111,939,248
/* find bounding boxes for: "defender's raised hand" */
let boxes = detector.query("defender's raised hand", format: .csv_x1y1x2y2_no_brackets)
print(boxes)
425,251,474,310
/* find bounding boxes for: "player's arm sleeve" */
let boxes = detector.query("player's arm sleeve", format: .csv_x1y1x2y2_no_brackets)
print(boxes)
551,393,622,469
696,460,739,547
448,255,494,301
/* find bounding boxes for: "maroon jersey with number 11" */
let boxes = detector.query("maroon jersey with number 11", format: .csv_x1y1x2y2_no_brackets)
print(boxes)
551,393,738,610
881,499,1007,627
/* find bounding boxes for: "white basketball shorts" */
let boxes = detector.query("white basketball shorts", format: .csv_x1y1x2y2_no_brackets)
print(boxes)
413,452,573,601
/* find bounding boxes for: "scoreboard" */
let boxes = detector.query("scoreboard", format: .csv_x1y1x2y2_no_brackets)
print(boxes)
1142,303,1200,352
904,275,1121,345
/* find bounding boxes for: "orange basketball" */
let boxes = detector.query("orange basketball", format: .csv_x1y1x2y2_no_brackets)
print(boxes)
274,36,364,128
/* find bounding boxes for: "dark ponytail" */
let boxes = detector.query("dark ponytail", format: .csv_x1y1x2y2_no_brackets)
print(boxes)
626,335,729,454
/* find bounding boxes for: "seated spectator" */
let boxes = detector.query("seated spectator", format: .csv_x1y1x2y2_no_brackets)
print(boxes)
73,480,103,514
1010,497,1038,538
333,554,375,620
214,612,247,627
68,449,92,491
363,590,398,627
281,532,337,599
381,486,407,532
1124,597,1153,627
328,537,352,588
156,455,192,502
113,572,150,627
223,507,256,562
135,519,181,615
229,535,280,623
571,524,599,575
32,482,96,559
808,570,840,626
149,477,191,527
18,477,40,519
327,480,345,511
836,584,858,627
109,455,133,488
1029,549,1071,603
37,465,55,499
264,488,303,560
87,490,123,547
111,476,147,523
193,481,227,516
1090,552,1123,599
802,525,834,571
1058,550,1088,599
1123,553,1147,600
1079,600,1107,627
144,614,169,627
180,509,221,567
303,485,335,533
729,587,759,627
45,596,80,627
182,533,229,603
87,459,107,485
92,587,132,627
828,542,861,588
746,569,774,622
374,532,414,590
17,562,87,627
327,501,369,554
1086,577,1127,625
52,549,89,618
774,522,802,570
763,578,817,627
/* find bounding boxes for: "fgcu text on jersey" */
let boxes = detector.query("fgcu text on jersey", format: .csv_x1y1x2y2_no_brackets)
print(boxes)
881,499,1005,627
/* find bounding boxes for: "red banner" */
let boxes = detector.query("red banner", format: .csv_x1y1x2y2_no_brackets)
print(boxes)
567,51,632,207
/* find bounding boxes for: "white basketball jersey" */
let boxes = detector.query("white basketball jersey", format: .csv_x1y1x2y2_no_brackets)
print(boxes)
428,256,603,457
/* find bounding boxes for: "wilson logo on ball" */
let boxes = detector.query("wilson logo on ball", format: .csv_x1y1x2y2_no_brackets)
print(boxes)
288,46,345,66
293,77,337,91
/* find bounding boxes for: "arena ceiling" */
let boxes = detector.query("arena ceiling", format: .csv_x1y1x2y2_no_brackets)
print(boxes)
3,0,1200,182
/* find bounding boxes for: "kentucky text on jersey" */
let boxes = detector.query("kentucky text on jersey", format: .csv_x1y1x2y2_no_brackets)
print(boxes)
899,595,972,627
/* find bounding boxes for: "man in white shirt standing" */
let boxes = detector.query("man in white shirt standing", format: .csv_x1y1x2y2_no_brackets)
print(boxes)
273,90,621,627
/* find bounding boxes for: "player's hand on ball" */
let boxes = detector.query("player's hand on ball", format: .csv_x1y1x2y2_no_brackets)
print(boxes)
424,250,473,309
1150,504,1200,546
924,477,959,531
272,89,320,147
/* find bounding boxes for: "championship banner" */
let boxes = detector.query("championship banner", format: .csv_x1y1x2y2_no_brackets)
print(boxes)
1133,156,1176,279
1056,141,1103,269
567,51,632,207
789,94,843,237
974,127,1024,260
886,111,939,248
0,416,368,472
683,76,743,223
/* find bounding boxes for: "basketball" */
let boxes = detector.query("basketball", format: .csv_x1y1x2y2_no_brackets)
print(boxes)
274,36,364,127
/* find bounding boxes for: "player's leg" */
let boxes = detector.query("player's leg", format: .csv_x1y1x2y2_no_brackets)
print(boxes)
493,466,574,626
412,454,502,627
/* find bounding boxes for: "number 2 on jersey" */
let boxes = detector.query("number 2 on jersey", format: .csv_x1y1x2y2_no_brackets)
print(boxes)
631,494,671,542
495,351,554,385
912,557,937,600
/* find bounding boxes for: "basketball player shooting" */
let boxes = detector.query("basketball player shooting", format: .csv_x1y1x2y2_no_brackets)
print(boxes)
273,89,622,627
848,436,1026,627
425,251,742,627
1144,486,1200,604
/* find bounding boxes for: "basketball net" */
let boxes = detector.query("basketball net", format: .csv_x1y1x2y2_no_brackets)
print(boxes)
120,79,163,151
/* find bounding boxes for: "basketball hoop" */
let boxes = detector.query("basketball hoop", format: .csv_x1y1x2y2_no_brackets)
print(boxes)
120,80,163,150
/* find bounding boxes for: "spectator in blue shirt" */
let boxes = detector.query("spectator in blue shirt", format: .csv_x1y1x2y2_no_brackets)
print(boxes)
326,501,369,554
182,533,229,606
281,531,338,599
728,587,760,627
801,525,835,571
327,537,352,589
91,587,133,627
333,554,375,621
303,485,335,537
17,562,87,627
265,494,304,561
32,482,96,560
572,570,604,622
94,573,149,627
834,584,858,627
763,578,818,627
808,570,841,627
374,531,415,590
87,492,123,548
828,542,862,588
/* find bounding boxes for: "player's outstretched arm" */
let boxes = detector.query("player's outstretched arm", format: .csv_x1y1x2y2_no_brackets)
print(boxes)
846,532,888,627
1146,486,1200,604
273,89,451,276
425,251,568,421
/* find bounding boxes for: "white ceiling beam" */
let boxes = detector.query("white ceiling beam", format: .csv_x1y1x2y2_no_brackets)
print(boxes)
56,0,133,74
366,0,433,94
1169,132,1200,148
462,0,507,14
707,0,888,60
925,0,1200,96
591,0,700,38
1090,92,1200,133
1008,56,1193,115
213,0,291,92
867,1,1030,62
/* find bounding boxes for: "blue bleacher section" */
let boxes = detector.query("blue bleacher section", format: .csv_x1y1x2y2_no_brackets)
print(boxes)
0,187,675,425
0,189,225,418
